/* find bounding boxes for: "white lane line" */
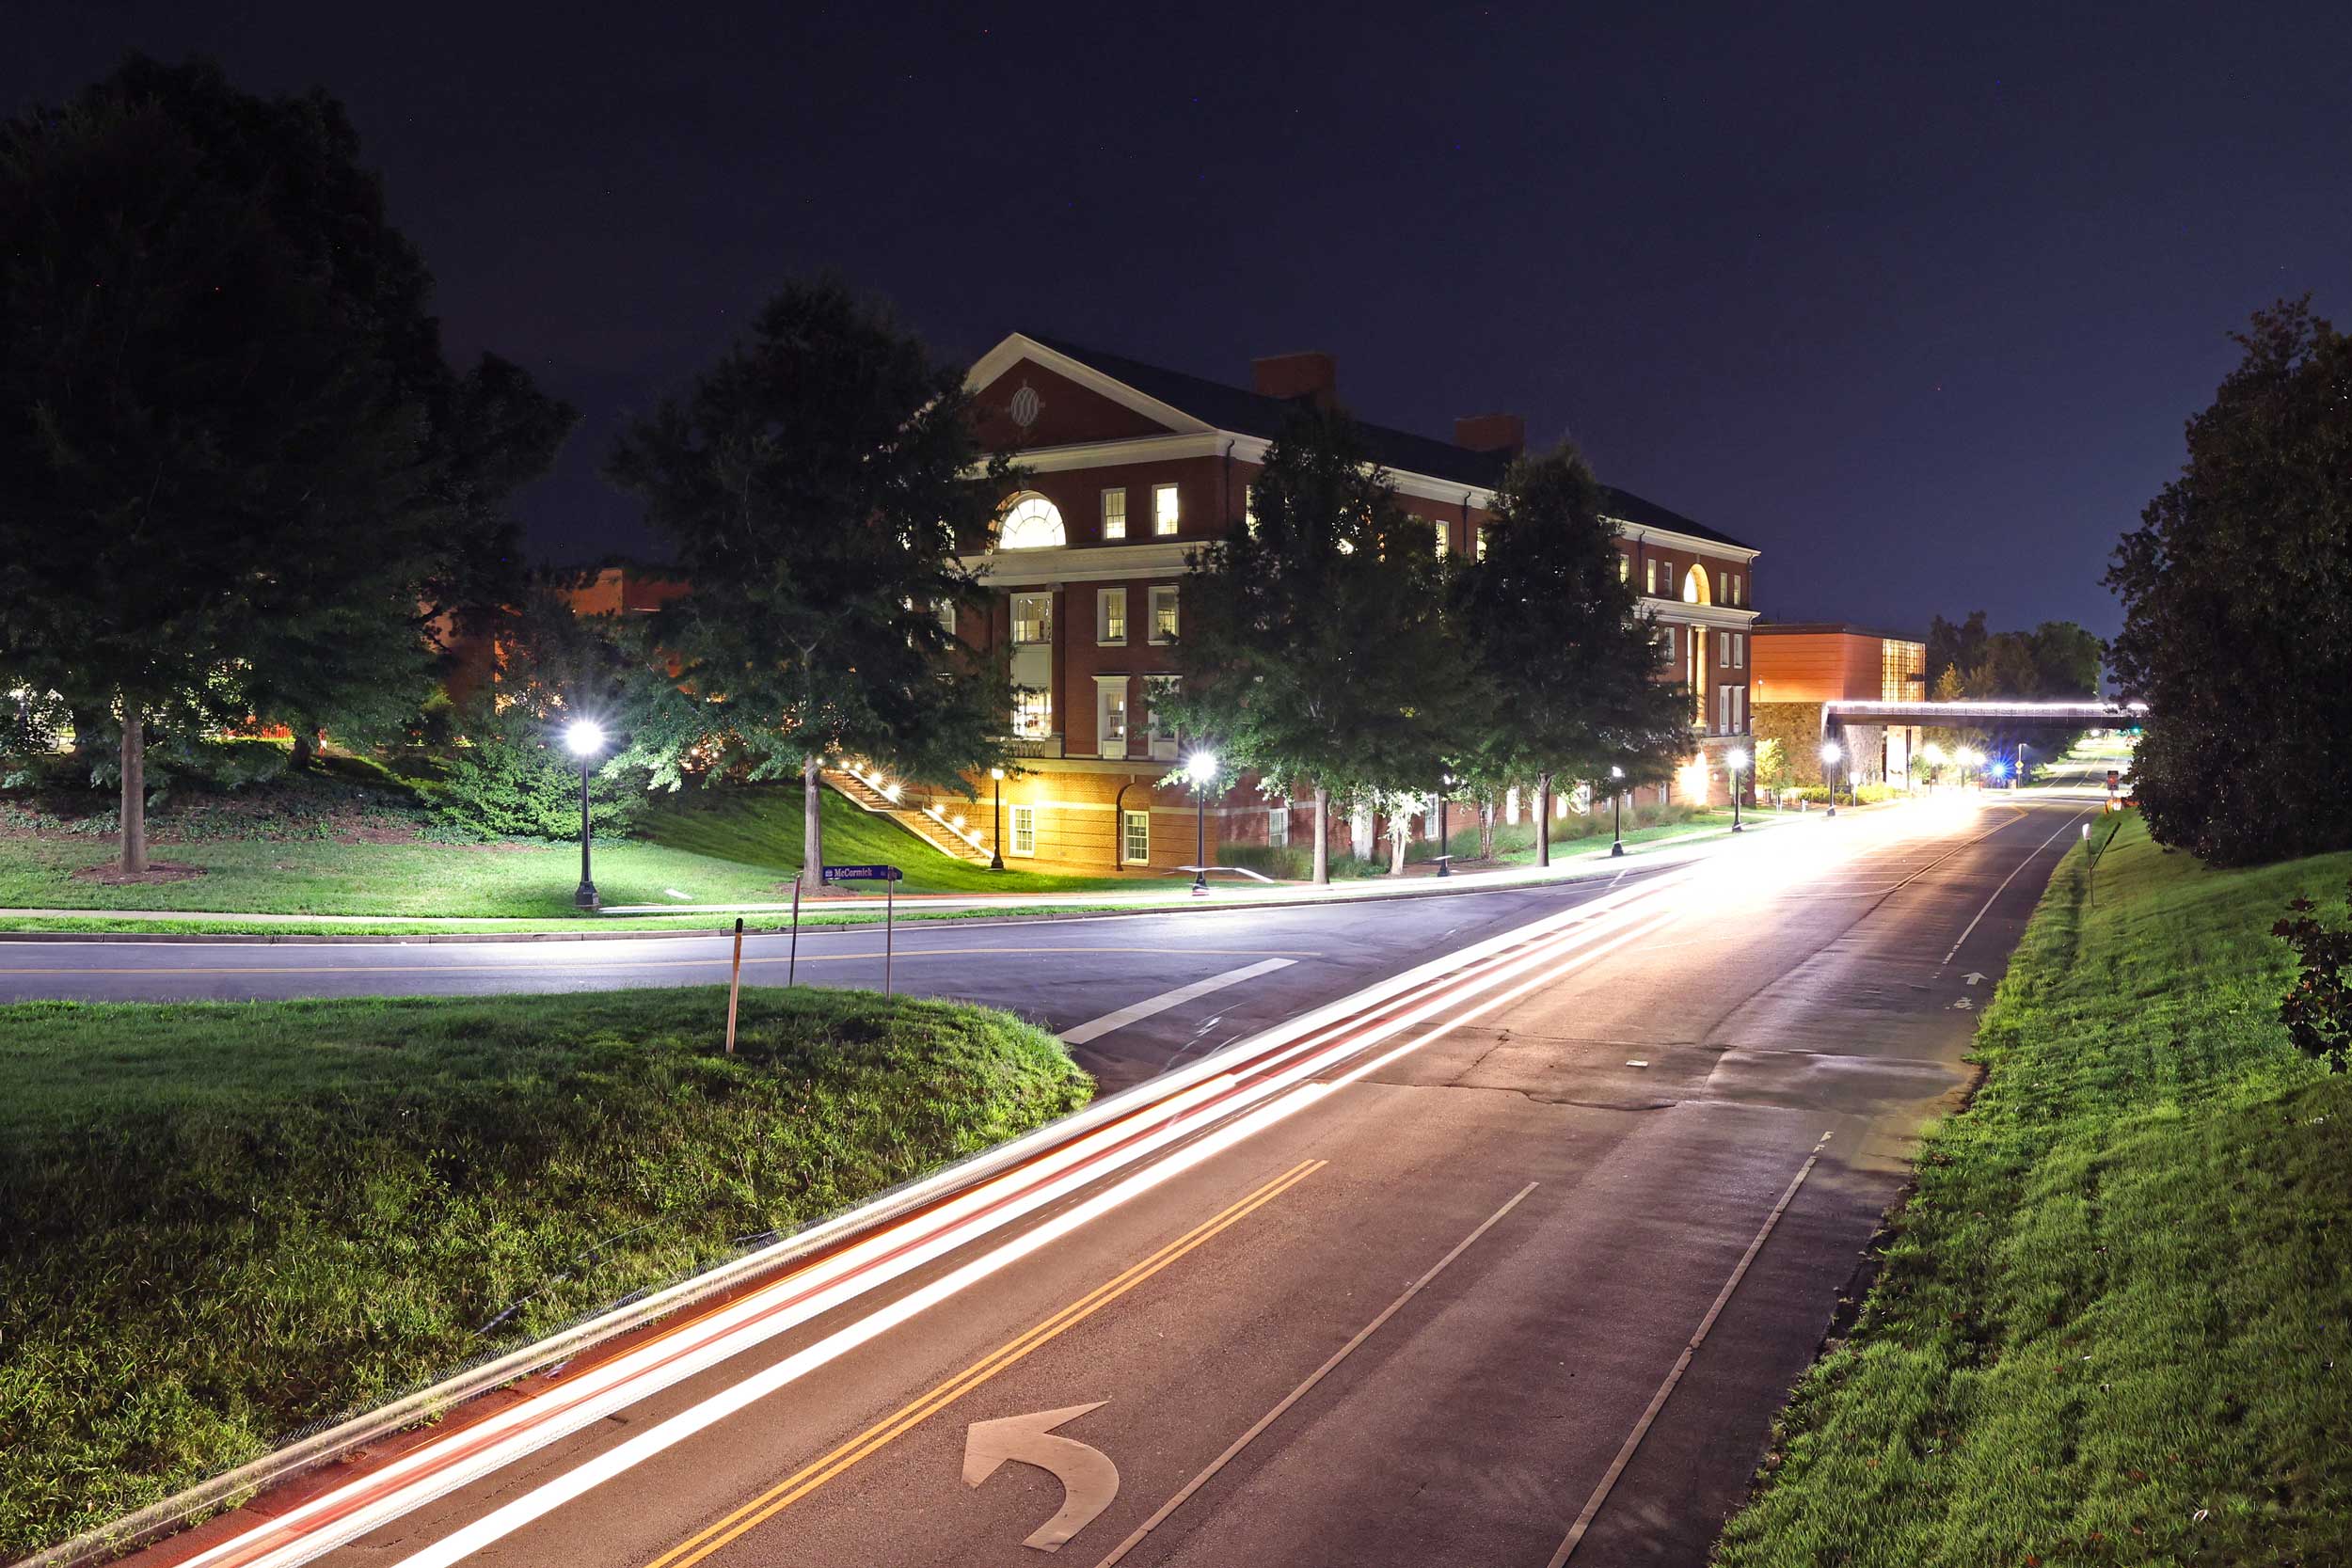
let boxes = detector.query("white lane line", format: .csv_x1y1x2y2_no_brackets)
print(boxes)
1938,807,2092,968
1089,1182,1540,1568
1546,1130,1835,1567
1058,959,1297,1047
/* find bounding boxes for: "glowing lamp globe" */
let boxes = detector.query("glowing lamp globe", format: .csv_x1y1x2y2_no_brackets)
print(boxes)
564,720,606,757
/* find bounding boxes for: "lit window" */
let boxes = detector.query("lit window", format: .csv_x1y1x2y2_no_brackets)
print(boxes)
1618,555,1629,583
1153,483,1181,536
1645,558,1658,594
998,493,1067,549
1244,485,1259,536
1268,805,1289,847
1684,565,1710,606
934,600,957,640
1149,586,1179,644
1474,526,1488,562
1011,593,1052,644
1097,588,1127,645
1101,488,1127,540
1720,634,1731,668
1009,803,1037,857
1122,808,1150,865
1011,689,1052,737
1434,517,1449,558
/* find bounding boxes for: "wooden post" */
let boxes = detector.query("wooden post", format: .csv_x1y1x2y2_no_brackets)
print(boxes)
788,881,801,986
724,917,744,1054
884,873,895,996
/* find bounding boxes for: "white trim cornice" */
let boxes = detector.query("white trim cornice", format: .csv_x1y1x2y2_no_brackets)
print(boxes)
966,333,1214,437
1645,602,1762,630
957,540,1199,586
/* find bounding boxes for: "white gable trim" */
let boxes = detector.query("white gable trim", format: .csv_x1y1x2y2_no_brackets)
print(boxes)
966,333,1216,437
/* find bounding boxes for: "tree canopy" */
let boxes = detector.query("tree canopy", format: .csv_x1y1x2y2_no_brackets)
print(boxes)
2106,298,2352,864
606,277,1010,892
1163,409,1464,881
0,56,572,870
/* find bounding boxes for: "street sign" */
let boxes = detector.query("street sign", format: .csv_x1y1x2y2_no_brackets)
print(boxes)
820,863,902,883
964,1402,1120,1552
2106,769,2121,792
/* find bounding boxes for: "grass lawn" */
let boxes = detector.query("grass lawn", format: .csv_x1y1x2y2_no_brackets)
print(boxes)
0,987,1092,1555
1714,815,2352,1566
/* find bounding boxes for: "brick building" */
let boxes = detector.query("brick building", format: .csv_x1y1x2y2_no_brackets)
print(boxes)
1749,623,1926,790
920,333,1763,873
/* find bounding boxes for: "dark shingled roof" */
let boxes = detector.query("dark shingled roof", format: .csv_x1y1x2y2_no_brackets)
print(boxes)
1023,334,1755,553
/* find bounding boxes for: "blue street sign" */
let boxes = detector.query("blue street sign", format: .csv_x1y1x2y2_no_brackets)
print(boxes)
821,863,903,883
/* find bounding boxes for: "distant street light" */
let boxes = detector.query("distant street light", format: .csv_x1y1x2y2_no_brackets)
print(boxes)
1820,739,1843,817
1186,750,1218,893
1437,770,1455,877
1920,741,1946,792
1609,765,1627,857
1726,747,1749,832
988,767,1005,871
564,720,607,909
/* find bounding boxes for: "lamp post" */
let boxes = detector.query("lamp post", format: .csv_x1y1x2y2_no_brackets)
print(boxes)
1820,739,1843,816
1186,750,1217,893
1726,747,1748,832
1609,765,1627,856
1436,770,1454,876
564,720,605,909
1921,741,1946,792
987,768,1006,870
2014,740,2027,791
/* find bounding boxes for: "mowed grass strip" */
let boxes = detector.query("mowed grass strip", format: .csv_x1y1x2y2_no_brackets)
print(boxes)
1715,816,2352,1566
0,987,1092,1555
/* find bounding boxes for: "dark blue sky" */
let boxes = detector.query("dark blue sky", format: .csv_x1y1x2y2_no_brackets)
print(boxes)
14,3,2349,639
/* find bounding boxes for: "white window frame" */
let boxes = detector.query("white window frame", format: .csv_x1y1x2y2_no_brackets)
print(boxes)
934,599,958,640
1011,689,1052,738
1474,525,1488,562
1645,558,1658,594
1011,592,1052,645
1101,487,1127,541
1267,804,1289,847
1153,483,1180,537
1094,675,1130,760
1720,633,1731,668
1009,803,1037,857
1121,808,1150,865
1149,585,1179,645
1097,587,1127,645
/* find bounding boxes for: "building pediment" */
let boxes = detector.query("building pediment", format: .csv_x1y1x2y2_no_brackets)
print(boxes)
968,336,1213,451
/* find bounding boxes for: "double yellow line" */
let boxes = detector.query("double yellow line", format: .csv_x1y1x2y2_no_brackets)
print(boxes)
643,1158,1327,1568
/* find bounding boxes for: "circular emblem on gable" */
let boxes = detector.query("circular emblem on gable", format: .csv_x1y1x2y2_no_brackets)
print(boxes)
1009,382,1042,430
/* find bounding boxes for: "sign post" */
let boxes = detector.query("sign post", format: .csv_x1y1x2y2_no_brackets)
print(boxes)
788,881,800,986
724,916,744,1053
821,864,905,995
2082,821,2093,906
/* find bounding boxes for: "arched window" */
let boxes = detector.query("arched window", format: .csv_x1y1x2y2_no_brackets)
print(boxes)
997,493,1067,549
1681,564,1712,606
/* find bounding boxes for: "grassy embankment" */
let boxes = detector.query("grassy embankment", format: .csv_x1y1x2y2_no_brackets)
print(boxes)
0,772,1136,922
1715,815,2352,1566
0,987,1092,1555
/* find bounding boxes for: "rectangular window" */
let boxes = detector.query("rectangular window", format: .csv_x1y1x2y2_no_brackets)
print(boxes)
1095,677,1129,759
1011,593,1052,645
1153,483,1180,536
1243,484,1259,536
1736,633,1746,668
1009,803,1036,857
1474,525,1488,562
1661,624,1677,658
1146,676,1179,760
1149,585,1179,644
1267,805,1289,847
1101,488,1127,541
1645,558,1658,594
1618,554,1629,583
1431,517,1448,558
934,599,958,641
1011,689,1052,738
1720,634,1731,668
1097,587,1127,645
1122,808,1150,865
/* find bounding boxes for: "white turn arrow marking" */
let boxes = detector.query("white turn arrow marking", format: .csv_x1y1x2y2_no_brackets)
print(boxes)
1963,971,1988,987
964,1402,1120,1552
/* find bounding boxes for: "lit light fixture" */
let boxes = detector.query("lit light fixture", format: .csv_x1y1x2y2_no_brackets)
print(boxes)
1609,765,1625,780
883,783,901,801
564,720,606,756
951,814,967,830
1726,748,1750,771
989,768,1005,781
1921,742,1947,766
1186,751,1218,784
1819,741,1842,764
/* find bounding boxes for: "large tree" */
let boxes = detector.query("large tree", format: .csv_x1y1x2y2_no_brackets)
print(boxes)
2107,298,2352,864
1163,409,1464,882
1453,444,1691,865
606,277,1009,894
0,57,571,871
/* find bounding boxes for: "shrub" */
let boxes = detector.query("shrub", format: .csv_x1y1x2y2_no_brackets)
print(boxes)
2276,878,2352,1072
415,741,643,842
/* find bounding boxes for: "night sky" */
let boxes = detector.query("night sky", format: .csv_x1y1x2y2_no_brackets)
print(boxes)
13,3,2350,641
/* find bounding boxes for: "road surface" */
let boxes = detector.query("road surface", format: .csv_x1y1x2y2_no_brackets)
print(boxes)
91,793,2093,1568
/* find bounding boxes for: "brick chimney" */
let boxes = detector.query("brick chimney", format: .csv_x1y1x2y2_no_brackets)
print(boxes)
1454,413,1525,457
1252,351,1338,410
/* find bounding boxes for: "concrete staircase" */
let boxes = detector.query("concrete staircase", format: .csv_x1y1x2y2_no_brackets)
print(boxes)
820,765,992,863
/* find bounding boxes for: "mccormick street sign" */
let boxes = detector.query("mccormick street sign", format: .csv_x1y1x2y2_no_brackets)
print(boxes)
821,863,903,883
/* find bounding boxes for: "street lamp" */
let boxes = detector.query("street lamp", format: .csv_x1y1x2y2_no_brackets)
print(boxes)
1820,739,1843,816
1921,741,1946,792
2014,740,2027,791
1436,770,1455,877
1186,750,1218,893
564,719,606,909
1726,747,1749,832
1609,766,1627,856
988,767,1005,871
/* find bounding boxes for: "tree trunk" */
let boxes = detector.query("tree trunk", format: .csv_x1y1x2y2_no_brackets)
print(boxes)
1350,802,1373,860
119,709,147,875
1388,808,1409,876
1312,784,1330,885
1535,773,1551,868
290,728,318,771
801,752,826,895
1479,801,1496,861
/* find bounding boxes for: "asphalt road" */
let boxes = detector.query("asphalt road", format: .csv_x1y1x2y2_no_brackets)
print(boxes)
111,789,2097,1568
